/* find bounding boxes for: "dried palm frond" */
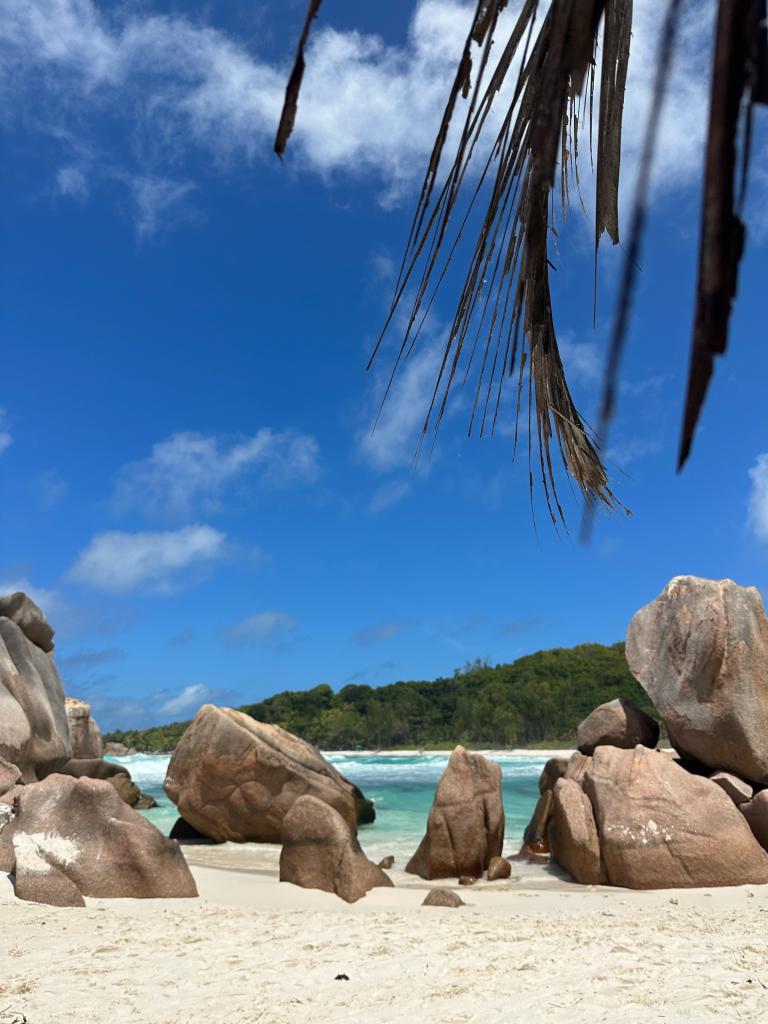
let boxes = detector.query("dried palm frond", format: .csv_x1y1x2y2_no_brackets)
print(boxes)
275,0,768,528
678,0,768,468
374,0,636,528
278,0,634,527
275,0,324,158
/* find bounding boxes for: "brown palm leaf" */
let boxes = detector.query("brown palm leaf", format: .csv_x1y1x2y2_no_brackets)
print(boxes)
276,0,768,528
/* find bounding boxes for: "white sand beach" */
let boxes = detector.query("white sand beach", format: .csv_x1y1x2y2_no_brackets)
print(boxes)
3,854,768,1024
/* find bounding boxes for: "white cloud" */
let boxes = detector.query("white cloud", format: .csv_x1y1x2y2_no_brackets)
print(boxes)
748,454,768,541
558,337,602,386
224,611,298,648
67,524,226,592
0,1,731,232
56,165,89,200
114,429,320,517
0,409,12,455
158,682,211,716
130,176,196,238
358,341,443,471
606,437,661,468
369,479,411,513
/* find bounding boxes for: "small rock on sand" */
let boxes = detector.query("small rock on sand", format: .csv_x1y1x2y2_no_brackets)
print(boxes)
422,888,465,908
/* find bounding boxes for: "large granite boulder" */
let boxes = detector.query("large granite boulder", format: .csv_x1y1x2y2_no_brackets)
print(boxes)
551,777,605,885
279,795,392,903
582,745,768,889
626,576,768,783
0,592,55,653
164,705,375,843
65,698,103,759
0,774,197,903
576,698,659,756
406,746,504,880
0,615,71,781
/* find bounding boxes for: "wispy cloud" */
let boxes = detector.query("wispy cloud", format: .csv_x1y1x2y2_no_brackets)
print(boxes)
82,681,244,729
606,436,661,468
130,176,196,238
57,646,123,675
158,682,212,717
368,479,411,514
67,524,227,592
55,165,89,200
0,410,12,455
558,337,602,386
114,429,320,518
748,454,768,542
358,340,442,472
32,470,69,510
224,610,298,649
353,619,410,647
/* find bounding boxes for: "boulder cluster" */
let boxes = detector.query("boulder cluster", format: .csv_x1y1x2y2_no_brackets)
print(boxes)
535,576,768,889
161,709,509,904
0,592,195,906
162,703,387,902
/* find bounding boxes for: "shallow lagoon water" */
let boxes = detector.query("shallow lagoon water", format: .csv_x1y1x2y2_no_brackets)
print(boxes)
111,752,549,862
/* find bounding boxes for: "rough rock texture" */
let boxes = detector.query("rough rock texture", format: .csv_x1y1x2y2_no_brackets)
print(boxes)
422,888,465,908
279,795,393,903
64,698,103,759
582,745,768,889
741,790,768,851
406,746,504,880
377,856,395,870
565,751,592,784
0,756,22,797
538,757,569,794
576,698,659,756
0,592,55,652
0,616,71,781
0,774,197,903
626,576,768,783
711,771,753,806
523,789,554,850
164,705,375,843
487,856,512,880
551,778,605,885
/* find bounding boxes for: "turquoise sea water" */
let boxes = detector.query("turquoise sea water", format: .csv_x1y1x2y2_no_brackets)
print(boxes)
110,752,548,862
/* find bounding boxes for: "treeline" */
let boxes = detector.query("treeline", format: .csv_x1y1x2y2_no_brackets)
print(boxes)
104,642,658,753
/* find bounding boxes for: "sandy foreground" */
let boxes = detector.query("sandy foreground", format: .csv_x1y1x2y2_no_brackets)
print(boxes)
3,847,768,1024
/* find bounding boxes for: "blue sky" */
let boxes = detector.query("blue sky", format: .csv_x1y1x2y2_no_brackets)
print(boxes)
1,0,767,730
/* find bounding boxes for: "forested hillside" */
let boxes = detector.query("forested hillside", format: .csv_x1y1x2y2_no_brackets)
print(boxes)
105,642,658,752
